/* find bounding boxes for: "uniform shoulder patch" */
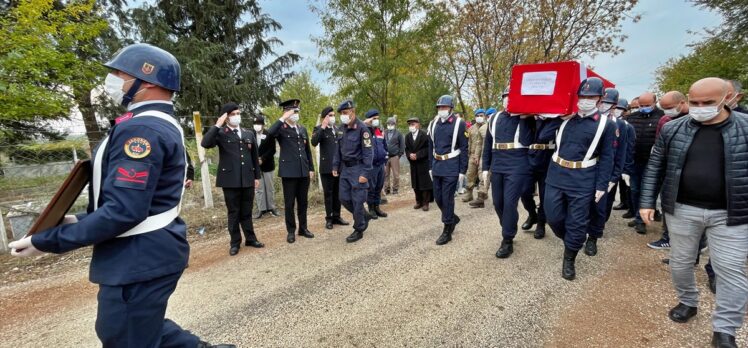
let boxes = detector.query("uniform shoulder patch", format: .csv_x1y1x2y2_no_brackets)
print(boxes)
363,131,370,139
113,160,152,190
124,137,151,159
615,128,620,137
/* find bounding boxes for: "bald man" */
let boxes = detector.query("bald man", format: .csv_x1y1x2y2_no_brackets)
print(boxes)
640,77,748,348
624,91,664,234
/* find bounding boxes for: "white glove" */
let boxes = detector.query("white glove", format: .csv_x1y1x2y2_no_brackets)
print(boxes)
482,171,489,183
62,214,78,225
622,174,630,186
608,182,616,193
459,173,465,183
429,170,433,180
9,236,45,257
594,190,605,203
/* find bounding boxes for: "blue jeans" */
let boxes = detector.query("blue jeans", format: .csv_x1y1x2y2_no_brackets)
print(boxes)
630,162,647,224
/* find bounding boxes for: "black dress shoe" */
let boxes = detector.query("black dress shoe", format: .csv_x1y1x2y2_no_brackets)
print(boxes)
534,223,546,239
436,224,452,245
668,303,698,323
374,205,388,217
269,209,281,217
333,217,350,226
326,220,334,230
346,230,363,243
495,240,513,258
562,248,577,280
245,240,264,248
712,332,737,348
229,246,239,256
613,203,628,210
197,341,237,348
298,229,315,238
287,233,295,244
521,215,537,230
627,220,637,227
635,222,647,234
584,237,598,256
622,211,635,219
368,207,379,220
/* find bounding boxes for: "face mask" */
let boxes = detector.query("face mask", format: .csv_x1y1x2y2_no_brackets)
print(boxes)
630,107,639,113
437,110,450,119
409,126,417,133
372,119,380,127
328,116,336,125
290,114,300,123
475,116,484,124
663,107,679,117
598,103,615,114
577,99,598,115
104,73,127,105
639,106,653,114
503,97,509,107
253,125,262,132
228,115,241,126
612,109,623,118
726,95,739,109
387,125,395,130
690,96,725,122
340,114,351,125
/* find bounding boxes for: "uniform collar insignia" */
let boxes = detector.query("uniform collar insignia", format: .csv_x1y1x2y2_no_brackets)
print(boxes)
115,112,133,125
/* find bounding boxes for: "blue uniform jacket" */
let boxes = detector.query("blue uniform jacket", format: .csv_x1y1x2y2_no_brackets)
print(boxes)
429,115,468,176
609,116,628,183
369,127,388,167
528,117,563,173
623,121,636,175
482,112,534,174
333,118,373,178
32,101,190,286
545,113,617,193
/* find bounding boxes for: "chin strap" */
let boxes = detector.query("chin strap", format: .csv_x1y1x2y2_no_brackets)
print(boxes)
121,79,143,106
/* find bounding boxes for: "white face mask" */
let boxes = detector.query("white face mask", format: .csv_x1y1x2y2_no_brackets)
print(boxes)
475,116,484,124
612,109,623,118
502,97,509,107
228,115,241,126
598,103,615,114
372,119,380,127
690,96,725,122
104,73,128,105
409,126,417,134
663,106,679,117
387,125,395,130
253,125,263,132
340,114,351,125
328,116,335,125
289,114,300,123
577,99,598,115
437,110,450,119
630,107,639,113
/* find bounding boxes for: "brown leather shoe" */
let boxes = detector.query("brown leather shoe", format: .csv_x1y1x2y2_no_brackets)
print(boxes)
422,203,429,211
413,203,423,209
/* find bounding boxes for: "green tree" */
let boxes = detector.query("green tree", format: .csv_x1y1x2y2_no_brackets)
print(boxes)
130,0,300,129
692,0,748,40
0,0,108,144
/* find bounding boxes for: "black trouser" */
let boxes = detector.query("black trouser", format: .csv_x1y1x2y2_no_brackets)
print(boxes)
281,177,310,233
320,173,342,221
415,189,432,205
520,171,547,223
222,187,257,248
618,178,631,211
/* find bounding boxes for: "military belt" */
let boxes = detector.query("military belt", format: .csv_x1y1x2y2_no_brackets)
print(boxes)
492,143,526,150
529,143,556,150
552,155,598,169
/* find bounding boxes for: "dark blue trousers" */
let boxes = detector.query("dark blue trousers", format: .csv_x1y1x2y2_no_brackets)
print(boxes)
587,190,609,239
339,164,369,232
433,175,458,224
367,165,385,205
544,184,594,251
605,182,618,222
520,171,548,223
492,172,531,240
95,271,198,348
630,163,647,224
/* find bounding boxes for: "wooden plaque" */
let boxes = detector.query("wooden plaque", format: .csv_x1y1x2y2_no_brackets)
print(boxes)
25,160,91,236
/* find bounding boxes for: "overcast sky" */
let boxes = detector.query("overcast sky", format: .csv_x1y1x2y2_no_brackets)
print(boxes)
259,0,723,101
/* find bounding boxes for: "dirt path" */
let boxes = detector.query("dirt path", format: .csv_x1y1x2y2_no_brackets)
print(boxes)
0,193,742,347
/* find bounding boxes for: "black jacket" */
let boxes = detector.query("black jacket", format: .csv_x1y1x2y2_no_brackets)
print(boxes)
267,120,314,178
201,126,261,188
255,129,276,172
627,108,664,165
641,112,748,226
311,125,340,174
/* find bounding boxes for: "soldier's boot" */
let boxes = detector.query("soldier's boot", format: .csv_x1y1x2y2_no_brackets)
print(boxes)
562,248,578,281
469,198,485,208
521,213,538,230
435,224,452,245
374,205,388,217
462,189,474,202
495,239,513,258
584,237,598,256
451,215,461,233
346,230,364,243
534,222,546,239
368,206,379,220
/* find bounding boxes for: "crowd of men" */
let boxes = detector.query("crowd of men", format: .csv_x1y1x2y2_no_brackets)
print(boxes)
6,42,748,348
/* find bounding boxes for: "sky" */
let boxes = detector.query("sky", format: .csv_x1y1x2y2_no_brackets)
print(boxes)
259,0,723,101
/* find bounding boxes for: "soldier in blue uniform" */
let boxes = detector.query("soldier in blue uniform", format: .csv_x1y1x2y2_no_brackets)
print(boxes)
363,109,389,219
544,77,617,281
482,90,534,258
332,100,374,243
521,114,564,240
583,88,625,256
9,44,233,347
428,95,468,246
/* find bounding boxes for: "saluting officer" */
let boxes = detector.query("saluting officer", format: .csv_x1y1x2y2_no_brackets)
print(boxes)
9,44,233,347
544,77,617,281
462,108,485,203
267,99,315,243
332,100,374,243
428,95,468,246
311,106,350,230
482,88,534,258
201,102,263,256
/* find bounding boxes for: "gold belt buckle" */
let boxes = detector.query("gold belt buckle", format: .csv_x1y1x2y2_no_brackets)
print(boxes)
530,144,543,150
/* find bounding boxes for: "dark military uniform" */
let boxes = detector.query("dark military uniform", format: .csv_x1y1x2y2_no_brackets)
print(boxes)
312,121,345,225
429,115,468,227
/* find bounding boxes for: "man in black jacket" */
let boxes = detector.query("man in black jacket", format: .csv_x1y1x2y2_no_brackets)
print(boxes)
640,78,748,348
201,102,263,256
626,91,664,234
267,99,315,243
252,115,279,219
312,106,350,230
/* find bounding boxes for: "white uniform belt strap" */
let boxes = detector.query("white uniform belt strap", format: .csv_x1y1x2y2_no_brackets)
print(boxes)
428,116,462,155
553,115,606,164
92,110,187,238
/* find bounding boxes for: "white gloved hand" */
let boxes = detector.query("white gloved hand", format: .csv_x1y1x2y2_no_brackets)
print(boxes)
481,171,489,183
459,173,465,183
622,174,630,186
429,170,433,180
61,214,78,225
9,236,45,257
594,190,605,203
608,181,616,193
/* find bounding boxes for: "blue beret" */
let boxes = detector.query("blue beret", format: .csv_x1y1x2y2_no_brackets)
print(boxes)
337,99,355,112
364,109,380,118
